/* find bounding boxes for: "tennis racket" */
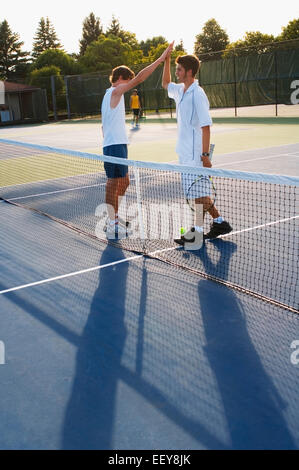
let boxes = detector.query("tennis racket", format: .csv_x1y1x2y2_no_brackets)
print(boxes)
185,143,216,215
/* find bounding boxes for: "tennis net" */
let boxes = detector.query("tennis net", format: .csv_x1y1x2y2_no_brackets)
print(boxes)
0,138,298,313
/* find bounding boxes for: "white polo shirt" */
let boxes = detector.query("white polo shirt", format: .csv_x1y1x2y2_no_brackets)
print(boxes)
168,80,212,166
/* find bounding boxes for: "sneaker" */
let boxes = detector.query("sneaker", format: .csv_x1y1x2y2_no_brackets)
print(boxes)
117,216,131,229
104,220,129,240
174,227,204,250
204,221,232,240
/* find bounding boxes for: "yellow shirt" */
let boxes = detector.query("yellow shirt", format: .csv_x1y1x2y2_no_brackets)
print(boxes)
131,95,140,109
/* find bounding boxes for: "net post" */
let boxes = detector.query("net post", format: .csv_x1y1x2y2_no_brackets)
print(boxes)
133,166,145,242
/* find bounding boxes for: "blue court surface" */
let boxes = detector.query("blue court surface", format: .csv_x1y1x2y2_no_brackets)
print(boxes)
0,199,299,450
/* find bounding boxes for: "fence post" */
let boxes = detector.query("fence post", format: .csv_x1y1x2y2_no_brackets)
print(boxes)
51,75,57,121
233,53,237,117
0,80,4,106
64,76,71,119
274,50,278,117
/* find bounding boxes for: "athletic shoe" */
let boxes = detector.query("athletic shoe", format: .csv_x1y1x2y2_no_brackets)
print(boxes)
174,227,204,249
104,220,129,240
204,221,232,239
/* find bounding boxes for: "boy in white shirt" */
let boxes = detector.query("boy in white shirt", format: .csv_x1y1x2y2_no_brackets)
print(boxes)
102,42,173,238
162,54,232,244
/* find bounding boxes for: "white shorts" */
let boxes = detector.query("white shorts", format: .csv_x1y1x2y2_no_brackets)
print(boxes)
181,173,212,199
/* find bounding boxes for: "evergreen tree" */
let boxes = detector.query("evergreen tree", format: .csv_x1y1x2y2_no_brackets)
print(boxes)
106,15,121,36
194,19,229,59
79,12,103,56
105,15,139,49
175,39,186,53
0,20,29,80
32,17,62,59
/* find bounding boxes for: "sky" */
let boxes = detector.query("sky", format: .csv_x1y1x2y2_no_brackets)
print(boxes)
1,0,299,54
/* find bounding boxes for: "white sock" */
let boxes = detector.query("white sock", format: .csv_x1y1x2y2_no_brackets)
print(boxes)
194,225,204,233
213,217,224,224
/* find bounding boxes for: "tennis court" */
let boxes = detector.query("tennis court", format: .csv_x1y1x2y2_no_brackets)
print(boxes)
0,123,298,449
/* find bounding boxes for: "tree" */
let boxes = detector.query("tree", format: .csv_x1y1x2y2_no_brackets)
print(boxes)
106,15,121,36
223,31,276,57
29,65,64,110
139,36,167,56
32,49,83,75
194,19,229,59
105,15,139,49
0,20,29,80
78,36,135,73
279,18,299,41
144,43,182,68
79,12,103,56
175,40,186,53
32,17,62,59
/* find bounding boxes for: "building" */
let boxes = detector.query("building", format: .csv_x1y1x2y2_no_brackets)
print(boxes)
0,81,48,125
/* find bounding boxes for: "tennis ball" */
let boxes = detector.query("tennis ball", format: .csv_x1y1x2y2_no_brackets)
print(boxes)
180,227,186,235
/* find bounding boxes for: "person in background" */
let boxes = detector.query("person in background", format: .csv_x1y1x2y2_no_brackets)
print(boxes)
130,89,142,128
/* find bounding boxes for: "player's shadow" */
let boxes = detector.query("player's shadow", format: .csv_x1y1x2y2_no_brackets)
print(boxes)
62,245,129,450
197,239,295,449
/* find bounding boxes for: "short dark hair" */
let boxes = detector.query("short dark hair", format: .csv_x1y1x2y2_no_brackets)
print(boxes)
110,65,135,83
175,55,201,77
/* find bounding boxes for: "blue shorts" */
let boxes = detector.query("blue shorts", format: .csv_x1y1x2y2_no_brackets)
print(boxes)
103,144,128,179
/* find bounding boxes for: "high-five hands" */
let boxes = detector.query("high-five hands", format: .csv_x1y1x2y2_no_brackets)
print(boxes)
160,41,174,62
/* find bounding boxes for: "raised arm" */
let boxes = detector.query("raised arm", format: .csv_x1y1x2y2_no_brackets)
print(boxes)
113,42,174,100
162,53,171,89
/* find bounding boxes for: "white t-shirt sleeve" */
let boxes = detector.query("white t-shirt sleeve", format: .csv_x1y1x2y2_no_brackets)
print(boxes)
193,87,213,128
167,82,182,101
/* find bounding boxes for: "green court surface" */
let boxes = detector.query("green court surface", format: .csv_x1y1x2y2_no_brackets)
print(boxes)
1,114,298,164
127,116,299,162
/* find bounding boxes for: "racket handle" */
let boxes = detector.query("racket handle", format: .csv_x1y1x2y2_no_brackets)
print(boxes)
209,143,215,161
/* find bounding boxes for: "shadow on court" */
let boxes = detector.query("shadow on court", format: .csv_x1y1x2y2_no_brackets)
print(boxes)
61,246,129,450
0,236,296,449
60,245,226,449
197,239,295,450
59,239,296,449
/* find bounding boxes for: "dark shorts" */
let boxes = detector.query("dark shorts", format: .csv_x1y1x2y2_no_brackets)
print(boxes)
132,109,140,116
103,144,128,179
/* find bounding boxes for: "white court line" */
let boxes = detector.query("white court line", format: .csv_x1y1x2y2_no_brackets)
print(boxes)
0,170,104,189
4,174,152,202
218,143,299,157
0,216,297,295
168,152,299,167
214,153,299,168
221,215,299,238
6,182,106,201
0,254,143,295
